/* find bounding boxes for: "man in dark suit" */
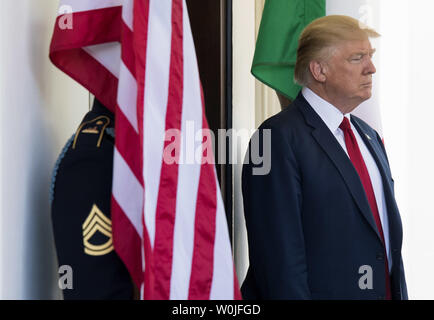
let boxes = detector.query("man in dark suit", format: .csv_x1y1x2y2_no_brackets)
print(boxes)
241,15,408,300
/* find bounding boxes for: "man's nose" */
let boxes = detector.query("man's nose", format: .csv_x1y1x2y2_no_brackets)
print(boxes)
365,57,376,74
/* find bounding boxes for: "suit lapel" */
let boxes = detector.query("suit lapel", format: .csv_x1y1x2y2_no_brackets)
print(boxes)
295,94,383,242
351,117,403,250
350,117,388,179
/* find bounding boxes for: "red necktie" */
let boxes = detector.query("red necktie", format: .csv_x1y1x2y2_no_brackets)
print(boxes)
339,117,392,300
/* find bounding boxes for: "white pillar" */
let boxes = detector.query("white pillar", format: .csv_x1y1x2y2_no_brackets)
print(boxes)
0,0,88,299
232,0,257,286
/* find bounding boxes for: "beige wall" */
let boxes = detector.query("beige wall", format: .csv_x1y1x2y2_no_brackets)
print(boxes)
0,0,88,299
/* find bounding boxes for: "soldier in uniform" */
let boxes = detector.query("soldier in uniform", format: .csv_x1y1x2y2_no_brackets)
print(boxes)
50,98,136,299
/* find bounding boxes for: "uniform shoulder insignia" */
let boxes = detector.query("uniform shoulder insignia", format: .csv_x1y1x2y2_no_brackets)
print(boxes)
73,116,111,149
82,204,114,256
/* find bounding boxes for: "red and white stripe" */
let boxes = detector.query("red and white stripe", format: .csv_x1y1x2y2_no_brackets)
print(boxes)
50,0,240,300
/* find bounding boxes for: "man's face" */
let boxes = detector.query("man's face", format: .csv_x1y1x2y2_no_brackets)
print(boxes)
324,39,376,109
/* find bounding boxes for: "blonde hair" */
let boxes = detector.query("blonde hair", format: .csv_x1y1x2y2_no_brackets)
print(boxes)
294,15,380,86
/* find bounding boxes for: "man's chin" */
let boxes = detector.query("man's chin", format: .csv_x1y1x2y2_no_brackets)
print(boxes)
360,89,372,101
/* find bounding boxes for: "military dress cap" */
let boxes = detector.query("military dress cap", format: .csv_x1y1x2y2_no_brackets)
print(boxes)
51,99,134,300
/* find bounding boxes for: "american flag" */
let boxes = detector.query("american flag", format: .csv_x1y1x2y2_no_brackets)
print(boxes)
50,0,241,300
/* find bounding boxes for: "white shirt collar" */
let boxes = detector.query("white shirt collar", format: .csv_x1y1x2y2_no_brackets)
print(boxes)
301,87,350,133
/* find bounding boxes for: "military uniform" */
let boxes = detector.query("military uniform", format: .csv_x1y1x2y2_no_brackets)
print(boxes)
51,99,135,300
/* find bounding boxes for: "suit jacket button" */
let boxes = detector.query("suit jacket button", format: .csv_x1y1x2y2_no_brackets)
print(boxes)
393,248,399,253
376,253,384,260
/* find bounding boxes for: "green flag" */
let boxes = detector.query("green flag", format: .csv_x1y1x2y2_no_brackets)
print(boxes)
252,0,325,101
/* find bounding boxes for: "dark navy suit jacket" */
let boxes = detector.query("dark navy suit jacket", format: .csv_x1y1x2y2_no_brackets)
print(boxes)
241,92,408,300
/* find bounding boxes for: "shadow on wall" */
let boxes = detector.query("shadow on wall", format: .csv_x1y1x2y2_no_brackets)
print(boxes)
22,0,62,299
24,122,61,300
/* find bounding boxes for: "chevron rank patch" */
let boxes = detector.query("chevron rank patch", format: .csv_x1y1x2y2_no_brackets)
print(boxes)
82,204,114,256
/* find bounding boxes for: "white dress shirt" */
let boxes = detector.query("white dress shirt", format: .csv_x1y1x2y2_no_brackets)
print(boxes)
302,87,392,270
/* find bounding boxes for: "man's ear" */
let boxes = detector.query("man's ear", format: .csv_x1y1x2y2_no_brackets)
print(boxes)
309,60,327,83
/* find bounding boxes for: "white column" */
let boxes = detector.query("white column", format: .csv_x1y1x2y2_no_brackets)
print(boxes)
0,0,88,299
379,0,434,300
232,0,257,286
